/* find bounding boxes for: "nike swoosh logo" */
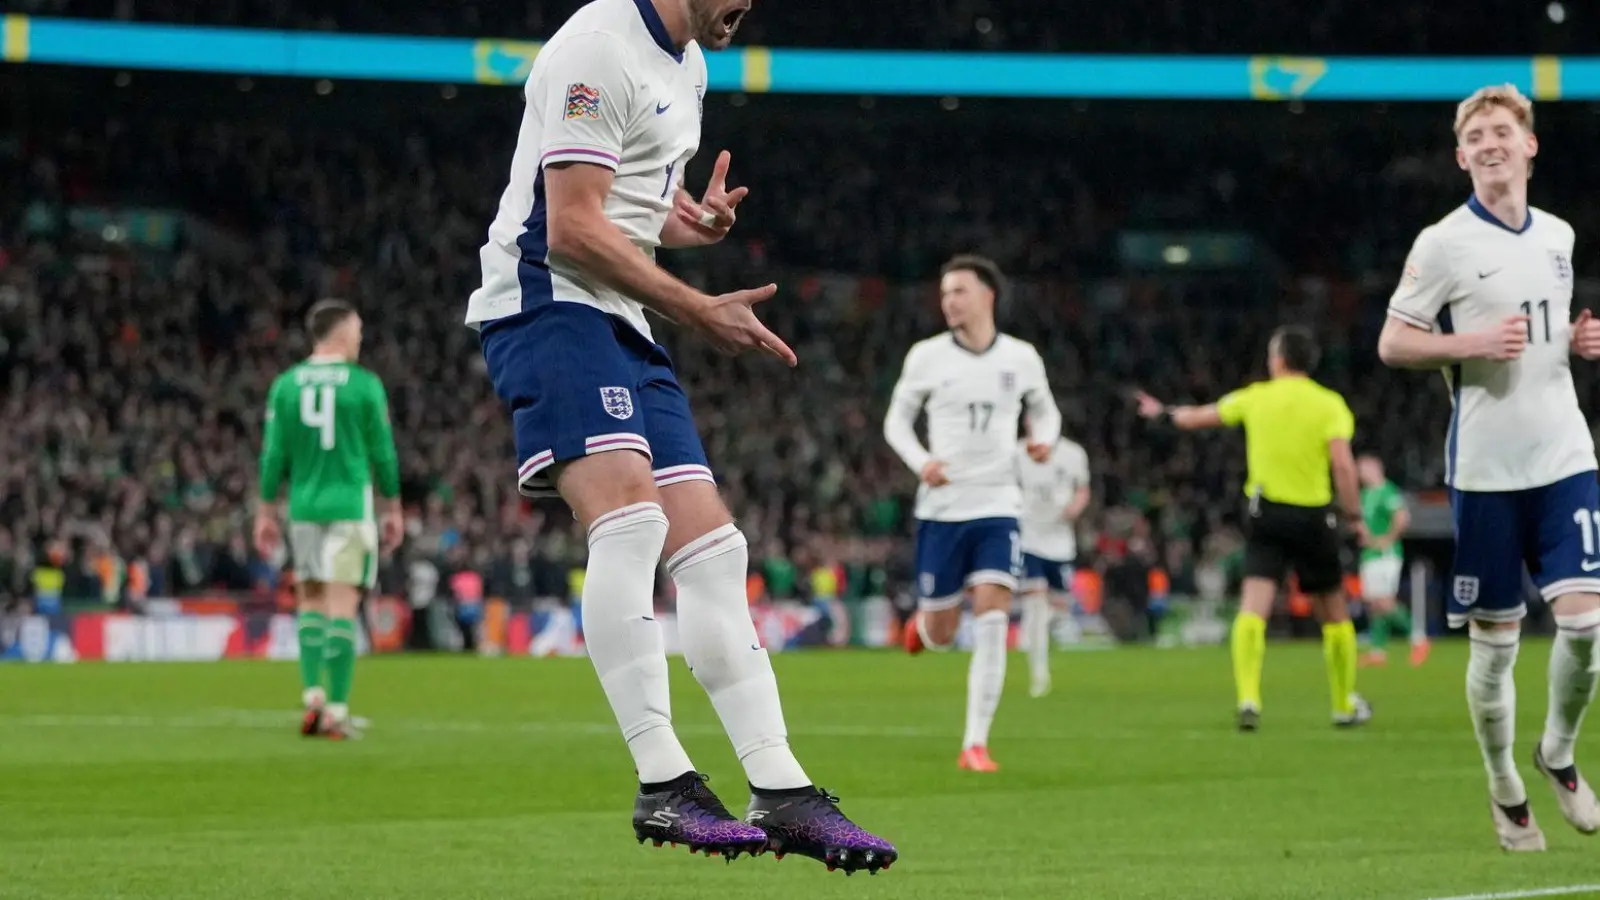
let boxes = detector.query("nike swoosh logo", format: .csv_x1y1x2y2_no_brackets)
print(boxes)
1583,560,1600,572
656,102,672,114
1478,269,1501,279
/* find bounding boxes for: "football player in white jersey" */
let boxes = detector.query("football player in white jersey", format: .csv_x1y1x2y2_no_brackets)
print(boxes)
884,254,1062,773
467,0,894,873
1016,434,1091,698
1378,84,1600,851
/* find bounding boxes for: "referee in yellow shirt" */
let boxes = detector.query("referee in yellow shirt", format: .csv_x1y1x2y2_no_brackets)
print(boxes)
1136,326,1369,732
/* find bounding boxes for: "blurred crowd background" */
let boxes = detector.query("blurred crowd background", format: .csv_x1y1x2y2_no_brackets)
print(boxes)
3,0,1600,637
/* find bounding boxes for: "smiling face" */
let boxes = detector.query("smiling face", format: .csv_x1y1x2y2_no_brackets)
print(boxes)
684,0,751,49
1454,86,1537,194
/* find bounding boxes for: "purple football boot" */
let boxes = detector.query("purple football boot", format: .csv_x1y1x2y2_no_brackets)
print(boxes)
746,787,898,875
632,773,769,861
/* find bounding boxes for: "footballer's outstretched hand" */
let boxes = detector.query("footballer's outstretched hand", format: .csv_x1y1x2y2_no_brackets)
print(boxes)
691,284,798,367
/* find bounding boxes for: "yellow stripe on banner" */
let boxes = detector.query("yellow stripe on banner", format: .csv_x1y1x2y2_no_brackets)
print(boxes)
742,47,771,93
2,15,30,63
1533,55,1562,101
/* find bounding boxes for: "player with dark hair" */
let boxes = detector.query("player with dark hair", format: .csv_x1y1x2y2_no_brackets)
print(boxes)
1136,326,1371,732
255,299,404,740
466,0,894,873
885,253,1062,772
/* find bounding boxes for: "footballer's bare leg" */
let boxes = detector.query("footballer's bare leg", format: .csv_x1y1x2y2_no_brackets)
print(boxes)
659,479,896,874
558,452,768,859
957,583,1011,773
1535,591,1600,834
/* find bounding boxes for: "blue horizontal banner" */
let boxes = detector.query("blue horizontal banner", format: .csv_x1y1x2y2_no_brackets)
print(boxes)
0,15,1592,101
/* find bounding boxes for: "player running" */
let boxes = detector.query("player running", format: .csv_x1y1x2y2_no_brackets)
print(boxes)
1378,84,1600,851
1136,327,1371,733
884,254,1062,772
254,299,403,741
1356,454,1426,668
466,0,893,873
1016,432,1090,698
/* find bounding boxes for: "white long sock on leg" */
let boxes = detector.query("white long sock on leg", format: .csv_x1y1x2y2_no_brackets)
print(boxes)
1467,624,1525,806
962,609,1010,750
670,524,810,791
1541,609,1600,770
582,502,694,785
1021,590,1051,683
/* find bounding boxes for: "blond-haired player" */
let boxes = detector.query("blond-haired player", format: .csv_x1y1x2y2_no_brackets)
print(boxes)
1379,84,1600,851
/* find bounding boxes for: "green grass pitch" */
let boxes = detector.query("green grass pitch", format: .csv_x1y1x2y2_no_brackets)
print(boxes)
4,641,1600,900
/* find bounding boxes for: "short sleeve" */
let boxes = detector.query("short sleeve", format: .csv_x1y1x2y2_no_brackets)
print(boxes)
1067,443,1091,485
533,33,636,171
1388,227,1454,330
1326,395,1355,442
889,344,935,406
1216,384,1255,427
1384,485,1406,512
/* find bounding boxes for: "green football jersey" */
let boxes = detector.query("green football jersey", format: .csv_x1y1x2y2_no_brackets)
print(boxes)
1360,480,1406,562
258,357,400,523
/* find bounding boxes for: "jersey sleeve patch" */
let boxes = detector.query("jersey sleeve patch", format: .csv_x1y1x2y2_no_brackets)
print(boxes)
564,83,603,120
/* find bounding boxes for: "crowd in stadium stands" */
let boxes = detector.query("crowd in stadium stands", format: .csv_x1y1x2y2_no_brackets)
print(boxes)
13,0,1594,54
5,73,1600,633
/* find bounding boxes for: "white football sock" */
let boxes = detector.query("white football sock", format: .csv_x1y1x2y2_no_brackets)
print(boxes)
962,609,1010,750
1541,609,1600,770
1021,590,1052,683
582,502,694,785
1467,625,1525,806
670,524,810,791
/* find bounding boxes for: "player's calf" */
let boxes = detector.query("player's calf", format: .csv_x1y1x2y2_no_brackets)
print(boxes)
1536,601,1600,834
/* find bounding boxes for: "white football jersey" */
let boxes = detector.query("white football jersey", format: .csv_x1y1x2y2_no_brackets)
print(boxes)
884,333,1062,522
1388,196,1595,492
466,0,707,340
1018,437,1090,562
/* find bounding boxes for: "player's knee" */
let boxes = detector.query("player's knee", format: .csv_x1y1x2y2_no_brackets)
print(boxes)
1314,590,1350,623
970,583,1013,615
555,451,660,530
1239,577,1277,616
323,583,362,619
1553,592,1600,618
921,609,960,646
659,481,734,562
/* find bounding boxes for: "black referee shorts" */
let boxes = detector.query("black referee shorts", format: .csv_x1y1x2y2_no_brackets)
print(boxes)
1243,496,1344,594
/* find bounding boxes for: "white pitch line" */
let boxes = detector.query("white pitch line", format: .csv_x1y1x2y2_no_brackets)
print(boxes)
1420,885,1600,900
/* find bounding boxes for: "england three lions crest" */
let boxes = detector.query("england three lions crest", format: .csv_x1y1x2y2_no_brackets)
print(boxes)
599,387,634,420
1550,250,1574,285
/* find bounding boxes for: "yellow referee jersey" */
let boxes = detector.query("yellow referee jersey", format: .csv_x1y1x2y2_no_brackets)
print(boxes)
1216,376,1354,508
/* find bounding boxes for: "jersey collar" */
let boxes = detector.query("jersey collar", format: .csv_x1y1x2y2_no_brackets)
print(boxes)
632,0,686,64
949,331,999,356
1466,192,1533,235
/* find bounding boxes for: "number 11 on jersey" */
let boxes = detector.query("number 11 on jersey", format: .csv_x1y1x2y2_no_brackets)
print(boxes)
1522,299,1551,343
